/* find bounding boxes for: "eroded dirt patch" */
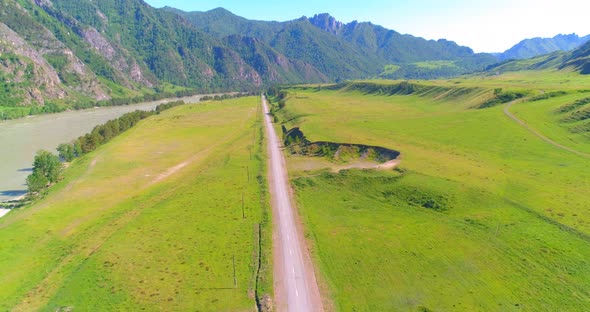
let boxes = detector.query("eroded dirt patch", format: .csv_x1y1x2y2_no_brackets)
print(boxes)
283,127,401,172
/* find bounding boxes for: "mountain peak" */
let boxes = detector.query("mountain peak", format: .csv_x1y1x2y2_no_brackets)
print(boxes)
308,13,344,35
499,33,590,61
208,7,232,14
203,7,239,17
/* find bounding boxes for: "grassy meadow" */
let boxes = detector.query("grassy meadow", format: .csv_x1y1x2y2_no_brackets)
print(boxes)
0,97,271,311
274,73,590,311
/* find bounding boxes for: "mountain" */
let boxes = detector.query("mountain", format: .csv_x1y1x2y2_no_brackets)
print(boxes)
162,7,282,43
222,35,328,82
308,13,493,64
486,40,590,75
498,33,590,61
560,40,590,74
0,0,328,118
166,9,383,79
18,1,590,118
167,8,497,80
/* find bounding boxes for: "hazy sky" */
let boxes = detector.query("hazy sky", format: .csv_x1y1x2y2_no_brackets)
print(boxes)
144,0,590,53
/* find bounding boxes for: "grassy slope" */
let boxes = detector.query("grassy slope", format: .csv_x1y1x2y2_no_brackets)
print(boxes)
276,74,590,311
509,92,590,154
0,97,271,311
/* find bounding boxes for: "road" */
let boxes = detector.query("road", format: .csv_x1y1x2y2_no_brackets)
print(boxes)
504,100,590,158
262,95,323,312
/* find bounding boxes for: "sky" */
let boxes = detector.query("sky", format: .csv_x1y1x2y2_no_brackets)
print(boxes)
144,0,590,53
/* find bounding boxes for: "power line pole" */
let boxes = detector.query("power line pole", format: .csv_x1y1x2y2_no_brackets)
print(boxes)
233,255,237,289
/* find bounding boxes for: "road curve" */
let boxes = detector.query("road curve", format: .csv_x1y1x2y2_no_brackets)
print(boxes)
503,100,590,158
262,95,323,312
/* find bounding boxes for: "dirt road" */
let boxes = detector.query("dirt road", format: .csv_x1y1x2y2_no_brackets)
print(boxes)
262,95,323,312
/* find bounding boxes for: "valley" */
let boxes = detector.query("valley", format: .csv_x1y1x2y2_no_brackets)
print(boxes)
1,0,590,311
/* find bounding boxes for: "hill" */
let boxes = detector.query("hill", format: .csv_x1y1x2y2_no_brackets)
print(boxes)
487,40,590,75
166,8,497,80
560,40,590,74
498,33,590,61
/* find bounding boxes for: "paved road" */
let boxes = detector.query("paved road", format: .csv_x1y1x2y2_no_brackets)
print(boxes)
504,100,590,158
262,95,323,312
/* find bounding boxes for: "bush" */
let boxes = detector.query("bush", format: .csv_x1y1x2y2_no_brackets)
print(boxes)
57,143,75,162
32,150,63,183
26,169,49,194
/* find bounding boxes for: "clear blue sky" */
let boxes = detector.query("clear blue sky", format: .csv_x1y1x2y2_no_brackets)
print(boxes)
144,0,590,53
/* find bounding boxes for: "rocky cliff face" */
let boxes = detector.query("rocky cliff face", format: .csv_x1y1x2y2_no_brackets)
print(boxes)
0,0,112,106
309,13,344,35
0,22,66,105
81,27,154,88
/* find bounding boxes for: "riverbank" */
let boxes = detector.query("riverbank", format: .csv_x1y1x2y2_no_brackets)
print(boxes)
0,94,221,202
0,195,25,218
0,93,232,123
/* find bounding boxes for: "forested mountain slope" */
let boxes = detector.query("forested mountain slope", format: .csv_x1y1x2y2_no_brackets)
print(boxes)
0,0,326,118
166,8,497,80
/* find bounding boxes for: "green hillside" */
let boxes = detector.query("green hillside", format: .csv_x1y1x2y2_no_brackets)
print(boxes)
488,40,590,75
167,8,498,80
0,97,272,311
560,40,590,74
269,74,590,311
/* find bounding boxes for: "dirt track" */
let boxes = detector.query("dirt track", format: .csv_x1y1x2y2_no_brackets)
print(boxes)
262,96,323,312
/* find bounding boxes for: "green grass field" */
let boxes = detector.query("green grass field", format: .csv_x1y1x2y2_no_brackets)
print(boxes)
274,74,590,311
0,97,271,311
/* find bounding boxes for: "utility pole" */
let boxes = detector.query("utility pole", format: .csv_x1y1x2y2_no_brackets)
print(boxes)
233,255,237,289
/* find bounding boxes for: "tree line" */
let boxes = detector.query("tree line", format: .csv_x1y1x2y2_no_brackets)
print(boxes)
199,91,257,102
26,100,185,196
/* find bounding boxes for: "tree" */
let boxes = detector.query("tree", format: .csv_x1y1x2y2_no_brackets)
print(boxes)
80,133,97,153
57,143,75,162
32,150,63,183
73,140,83,157
26,169,48,193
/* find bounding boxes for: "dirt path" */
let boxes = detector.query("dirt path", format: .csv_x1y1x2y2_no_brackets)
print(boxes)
333,158,401,173
504,100,590,158
263,95,323,312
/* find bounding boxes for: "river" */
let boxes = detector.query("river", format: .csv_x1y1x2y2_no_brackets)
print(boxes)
0,95,206,202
